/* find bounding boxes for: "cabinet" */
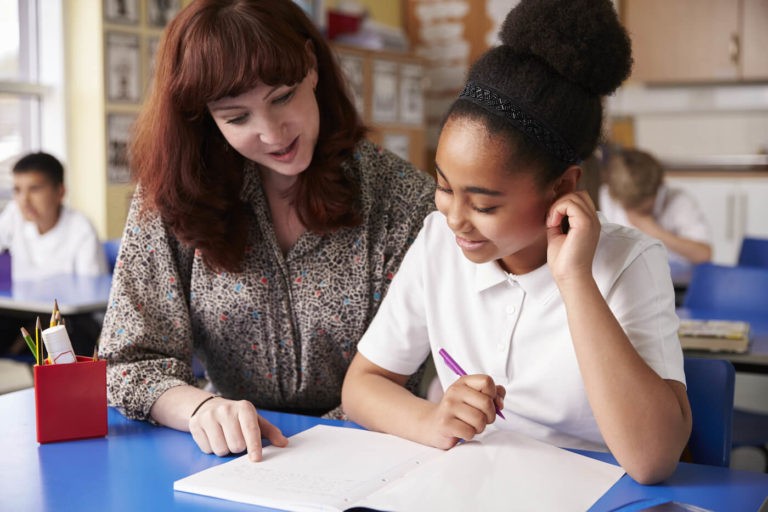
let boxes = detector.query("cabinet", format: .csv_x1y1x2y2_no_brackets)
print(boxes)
623,0,768,83
333,44,427,171
665,173,768,264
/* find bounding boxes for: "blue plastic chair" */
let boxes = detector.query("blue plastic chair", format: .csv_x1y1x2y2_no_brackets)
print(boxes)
103,238,121,274
683,262,768,314
738,237,768,269
682,263,768,471
683,357,735,467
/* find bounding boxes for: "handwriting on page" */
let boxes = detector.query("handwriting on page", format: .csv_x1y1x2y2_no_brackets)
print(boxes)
228,463,361,497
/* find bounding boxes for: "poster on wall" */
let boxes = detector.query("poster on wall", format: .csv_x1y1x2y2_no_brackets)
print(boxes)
106,32,141,103
399,64,424,125
147,0,181,27
145,36,160,90
338,52,365,115
372,60,398,124
107,113,136,184
104,0,139,24
382,133,410,162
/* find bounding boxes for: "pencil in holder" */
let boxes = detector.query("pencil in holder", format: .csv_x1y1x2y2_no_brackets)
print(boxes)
33,356,107,444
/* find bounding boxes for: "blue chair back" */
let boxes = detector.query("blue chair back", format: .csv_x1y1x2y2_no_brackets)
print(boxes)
103,238,121,274
0,251,10,291
738,237,768,268
684,357,735,467
683,263,768,314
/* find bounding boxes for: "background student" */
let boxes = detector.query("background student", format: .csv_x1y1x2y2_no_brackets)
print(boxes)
0,151,108,355
599,147,712,264
0,152,107,280
342,0,691,485
98,0,435,462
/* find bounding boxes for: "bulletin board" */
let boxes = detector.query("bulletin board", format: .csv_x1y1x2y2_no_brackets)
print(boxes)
334,43,428,171
101,0,183,236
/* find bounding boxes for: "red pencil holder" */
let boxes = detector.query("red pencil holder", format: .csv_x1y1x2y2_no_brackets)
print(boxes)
33,356,107,444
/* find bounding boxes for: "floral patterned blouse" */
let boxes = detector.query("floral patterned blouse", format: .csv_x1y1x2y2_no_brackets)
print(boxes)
100,141,435,420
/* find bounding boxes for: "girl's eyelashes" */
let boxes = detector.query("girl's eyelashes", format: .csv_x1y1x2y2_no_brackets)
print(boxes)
435,182,498,213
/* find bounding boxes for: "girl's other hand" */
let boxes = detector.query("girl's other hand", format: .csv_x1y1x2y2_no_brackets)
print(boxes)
546,190,601,283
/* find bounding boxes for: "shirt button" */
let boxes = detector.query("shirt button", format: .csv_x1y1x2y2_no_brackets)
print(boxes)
506,305,516,315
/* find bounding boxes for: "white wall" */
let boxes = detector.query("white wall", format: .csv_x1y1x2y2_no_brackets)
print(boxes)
608,83,768,158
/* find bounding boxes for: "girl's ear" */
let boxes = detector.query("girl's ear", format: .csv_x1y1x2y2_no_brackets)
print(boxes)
553,165,582,198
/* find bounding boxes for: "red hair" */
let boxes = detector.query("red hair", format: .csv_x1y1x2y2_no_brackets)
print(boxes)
130,0,366,271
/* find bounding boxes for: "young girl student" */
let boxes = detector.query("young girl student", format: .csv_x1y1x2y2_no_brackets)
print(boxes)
342,0,692,485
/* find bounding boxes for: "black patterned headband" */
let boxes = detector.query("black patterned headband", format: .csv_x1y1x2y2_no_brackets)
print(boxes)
458,81,581,166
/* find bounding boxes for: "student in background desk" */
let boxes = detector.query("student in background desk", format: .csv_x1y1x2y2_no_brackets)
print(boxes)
599,148,712,265
0,152,108,280
98,0,434,462
342,0,692,485
0,152,108,355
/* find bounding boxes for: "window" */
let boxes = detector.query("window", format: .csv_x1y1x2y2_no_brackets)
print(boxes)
0,0,64,208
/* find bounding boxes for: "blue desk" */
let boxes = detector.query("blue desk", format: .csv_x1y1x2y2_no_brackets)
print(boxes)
2,389,766,512
0,274,113,315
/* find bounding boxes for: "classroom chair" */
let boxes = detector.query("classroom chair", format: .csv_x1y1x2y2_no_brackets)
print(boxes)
682,262,768,314
683,357,735,467
682,263,768,471
738,237,768,269
732,408,768,472
103,238,121,274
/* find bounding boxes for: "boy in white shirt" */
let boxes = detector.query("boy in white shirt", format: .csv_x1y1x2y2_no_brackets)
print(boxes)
0,152,107,280
599,148,712,265
0,152,107,355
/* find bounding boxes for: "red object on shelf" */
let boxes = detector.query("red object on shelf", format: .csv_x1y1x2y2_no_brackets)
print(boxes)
327,10,363,40
34,356,107,444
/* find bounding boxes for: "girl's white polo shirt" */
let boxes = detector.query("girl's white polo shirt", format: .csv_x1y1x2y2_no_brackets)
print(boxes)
357,211,685,452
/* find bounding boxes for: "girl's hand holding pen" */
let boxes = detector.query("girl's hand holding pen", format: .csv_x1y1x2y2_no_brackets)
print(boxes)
188,397,288,462
427,375,506,450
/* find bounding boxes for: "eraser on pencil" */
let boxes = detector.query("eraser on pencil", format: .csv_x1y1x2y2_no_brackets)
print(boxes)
41,325,76,364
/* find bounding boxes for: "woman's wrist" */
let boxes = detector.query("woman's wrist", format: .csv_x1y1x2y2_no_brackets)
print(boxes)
190,395,219,418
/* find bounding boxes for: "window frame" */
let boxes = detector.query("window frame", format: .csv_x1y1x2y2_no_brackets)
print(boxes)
0,0,65,206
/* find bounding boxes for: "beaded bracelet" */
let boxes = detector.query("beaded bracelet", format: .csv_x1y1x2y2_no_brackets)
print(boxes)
190,395,218,418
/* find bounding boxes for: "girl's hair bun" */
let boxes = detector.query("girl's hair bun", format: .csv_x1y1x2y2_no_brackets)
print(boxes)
500,0,632,96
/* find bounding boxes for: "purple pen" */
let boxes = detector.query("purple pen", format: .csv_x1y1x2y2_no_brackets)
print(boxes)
438,348,505,420
438,348,466,376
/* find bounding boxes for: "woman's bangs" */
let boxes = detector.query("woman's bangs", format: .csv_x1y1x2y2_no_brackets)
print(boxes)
174,19,310,114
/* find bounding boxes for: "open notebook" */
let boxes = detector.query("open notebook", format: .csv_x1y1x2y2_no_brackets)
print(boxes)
174,424,625,512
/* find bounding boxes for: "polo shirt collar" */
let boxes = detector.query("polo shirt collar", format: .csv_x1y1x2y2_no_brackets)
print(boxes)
474,259,559,303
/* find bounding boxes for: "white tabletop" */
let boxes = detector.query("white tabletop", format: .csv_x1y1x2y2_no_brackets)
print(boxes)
0,274,113,315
